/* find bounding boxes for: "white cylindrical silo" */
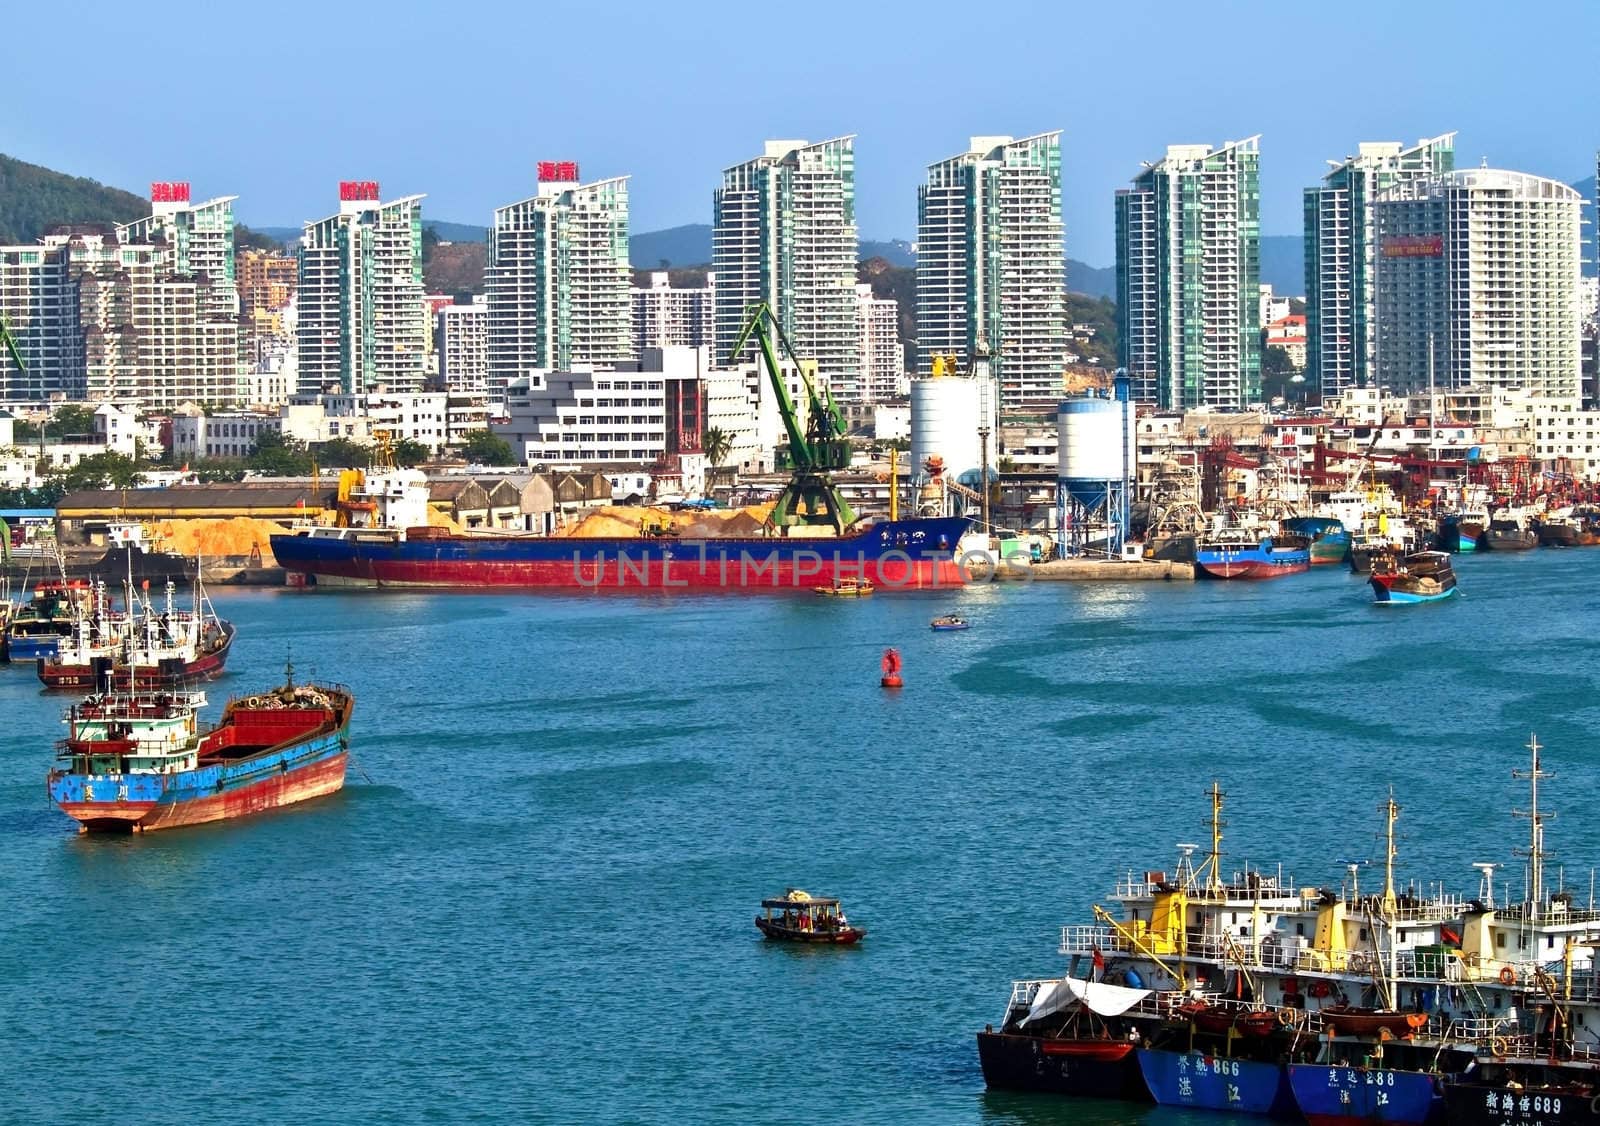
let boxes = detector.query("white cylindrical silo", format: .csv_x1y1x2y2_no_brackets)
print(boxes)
910,377,982,481
1057,397,1134,506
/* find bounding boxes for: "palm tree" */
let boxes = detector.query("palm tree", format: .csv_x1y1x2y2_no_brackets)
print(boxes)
700,427,732,499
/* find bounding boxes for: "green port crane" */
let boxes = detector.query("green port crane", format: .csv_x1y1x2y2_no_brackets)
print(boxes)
726,301,857,533
0,314,23,378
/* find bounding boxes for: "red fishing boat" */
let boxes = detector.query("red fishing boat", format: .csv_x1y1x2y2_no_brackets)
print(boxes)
755,890,865,945
38,579,235,691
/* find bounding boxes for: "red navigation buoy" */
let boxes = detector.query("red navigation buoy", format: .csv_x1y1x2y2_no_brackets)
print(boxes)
880,647,903,689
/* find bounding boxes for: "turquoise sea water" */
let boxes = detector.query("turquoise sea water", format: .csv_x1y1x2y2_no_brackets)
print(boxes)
3,550,1599,1124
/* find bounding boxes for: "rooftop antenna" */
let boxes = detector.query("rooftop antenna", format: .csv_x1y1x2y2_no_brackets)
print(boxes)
1473,862,1500,907
1513,734,1551,918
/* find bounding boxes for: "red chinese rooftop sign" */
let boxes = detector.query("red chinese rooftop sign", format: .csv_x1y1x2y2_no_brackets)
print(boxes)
150,182,191,203
1381,234,1443,258
537,161,579,183
339,181,381,202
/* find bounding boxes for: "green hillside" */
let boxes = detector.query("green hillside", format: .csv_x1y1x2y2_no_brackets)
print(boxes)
0,154,149,243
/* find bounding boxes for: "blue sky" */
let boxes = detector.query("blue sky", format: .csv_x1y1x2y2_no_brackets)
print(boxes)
8,0,1598,265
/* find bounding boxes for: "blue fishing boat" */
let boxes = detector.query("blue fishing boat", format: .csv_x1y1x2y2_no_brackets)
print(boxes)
1369,551,1458,604
1136,1048,1295,1116
931,615,969,631
2,580,89,663
1282,516,1351,566
1437,512,1486,553
1194,528,1311,580
1288,1063,1444,1126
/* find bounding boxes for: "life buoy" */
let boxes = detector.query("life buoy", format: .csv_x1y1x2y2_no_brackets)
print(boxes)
1310,980,1331,999
1490,1036,1509,1057
1499,966,1516,986
1589,1093,1600,1116
1277,1008,1298,1027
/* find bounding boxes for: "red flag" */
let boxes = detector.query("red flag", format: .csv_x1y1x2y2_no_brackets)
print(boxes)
1091,945,1105,976
180,462,189,473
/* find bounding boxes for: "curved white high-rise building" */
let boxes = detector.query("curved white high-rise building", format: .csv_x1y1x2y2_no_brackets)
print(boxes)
1374,169,1582,402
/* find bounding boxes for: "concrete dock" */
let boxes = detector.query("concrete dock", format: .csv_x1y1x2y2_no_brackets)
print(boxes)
975,558,1194,582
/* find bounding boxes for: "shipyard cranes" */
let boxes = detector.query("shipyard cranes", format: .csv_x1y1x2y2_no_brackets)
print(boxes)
726,302,857,534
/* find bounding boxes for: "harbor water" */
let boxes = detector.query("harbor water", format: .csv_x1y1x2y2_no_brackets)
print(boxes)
3,549,1599,1124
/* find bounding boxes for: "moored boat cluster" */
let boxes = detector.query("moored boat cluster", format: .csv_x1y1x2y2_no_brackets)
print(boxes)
979,745,1600,1123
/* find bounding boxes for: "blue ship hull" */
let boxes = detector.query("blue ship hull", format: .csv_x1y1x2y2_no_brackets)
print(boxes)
1371,584,1458,604
1137,1048,1296,1116
49,716,349,833
1288,1063,1443,1125
4,634,60,662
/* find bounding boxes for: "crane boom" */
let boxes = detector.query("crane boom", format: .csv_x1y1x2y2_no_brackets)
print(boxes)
726,302,857,532
0,315,24,377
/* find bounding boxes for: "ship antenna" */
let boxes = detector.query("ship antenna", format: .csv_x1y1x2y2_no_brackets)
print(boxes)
1381,790,1400,918
284,647,295,690
1513,733,1552,919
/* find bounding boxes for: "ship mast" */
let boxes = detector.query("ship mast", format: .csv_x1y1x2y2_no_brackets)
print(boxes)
1206,781,1226,894
1381,790,1399,918
1513,733,1551,920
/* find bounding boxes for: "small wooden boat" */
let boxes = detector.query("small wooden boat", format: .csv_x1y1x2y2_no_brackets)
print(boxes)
931,615,969,631
813,578,874,598
1370,550,1458,604
1317,1005,1429,1039
755,889,865,945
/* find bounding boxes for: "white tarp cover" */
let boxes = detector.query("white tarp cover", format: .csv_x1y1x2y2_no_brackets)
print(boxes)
1023,977,1152,1024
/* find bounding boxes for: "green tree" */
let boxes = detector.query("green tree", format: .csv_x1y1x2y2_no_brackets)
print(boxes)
702,427,732,470
53,451,144,491
459,430,514,465
392,438,430,467
248,430,312,476
314,438,375,469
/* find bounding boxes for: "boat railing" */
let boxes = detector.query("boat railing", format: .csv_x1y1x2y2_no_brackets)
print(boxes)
1060,924,1125,956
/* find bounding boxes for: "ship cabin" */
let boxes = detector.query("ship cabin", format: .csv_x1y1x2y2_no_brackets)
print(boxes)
60,693,203,776
759,892,851,933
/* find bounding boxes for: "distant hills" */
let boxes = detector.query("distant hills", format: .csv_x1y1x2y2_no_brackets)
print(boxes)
0,155,150,244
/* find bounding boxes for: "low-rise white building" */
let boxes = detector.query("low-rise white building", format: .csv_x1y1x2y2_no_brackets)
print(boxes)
170,407,282,460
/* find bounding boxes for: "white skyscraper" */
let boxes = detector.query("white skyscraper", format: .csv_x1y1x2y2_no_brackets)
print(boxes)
856,283,903,402
1304,135,1455,398
1374,168,1582,402
1116,138,1261,408
633,271,715,354
487,163,632,396
712,138,858,388
916,133,1065,406
296,182,427,395
438,298,489,395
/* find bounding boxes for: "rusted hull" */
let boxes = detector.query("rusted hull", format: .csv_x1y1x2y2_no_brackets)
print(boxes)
56,752,347,833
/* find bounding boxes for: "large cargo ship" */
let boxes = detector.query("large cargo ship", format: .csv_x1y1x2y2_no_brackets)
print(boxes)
47,669,353,833
270,469,973,591
275,305,979,592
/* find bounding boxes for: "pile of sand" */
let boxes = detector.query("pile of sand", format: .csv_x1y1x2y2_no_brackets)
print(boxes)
555,504,775,539
155,517,290,560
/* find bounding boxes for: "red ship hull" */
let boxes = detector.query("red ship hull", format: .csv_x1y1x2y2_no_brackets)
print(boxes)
1195,558,1310,580
270,516,974,592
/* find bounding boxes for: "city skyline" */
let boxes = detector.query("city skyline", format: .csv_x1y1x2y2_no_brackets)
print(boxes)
6,0,1598,267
